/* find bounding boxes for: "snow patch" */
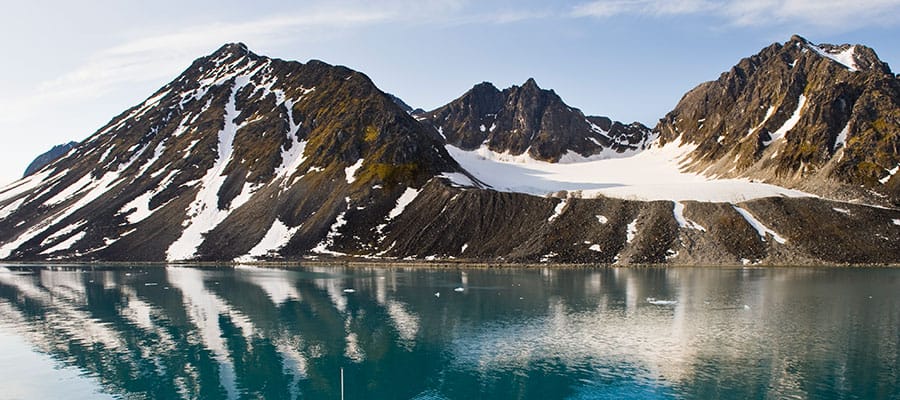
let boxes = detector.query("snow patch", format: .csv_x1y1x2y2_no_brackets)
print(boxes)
344,158,364,184
880,165,899,185
446,141,811,202
388,187,421,220
832,207,851,215
748,106,776,136
439,172,477,188
626,219,638,243
596,215,608,224
672,202,706,231
40,231,86,254
0,197,26,220
764,95,807,146
547,198,567,223
588,244,602,252
311,197,351,255
167,77,259,261
834,122,850,150
239,219,301,261
732,205,787,244
808,44,859,72
893,219,900,226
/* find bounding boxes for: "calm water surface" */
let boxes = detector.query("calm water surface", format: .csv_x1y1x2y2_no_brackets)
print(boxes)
0,265,897,399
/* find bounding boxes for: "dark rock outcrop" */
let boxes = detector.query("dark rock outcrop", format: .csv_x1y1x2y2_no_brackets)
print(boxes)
423,79,652,161
23,141,78,177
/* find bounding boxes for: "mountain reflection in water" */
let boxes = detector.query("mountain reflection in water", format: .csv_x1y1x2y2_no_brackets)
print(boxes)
0,265,897,399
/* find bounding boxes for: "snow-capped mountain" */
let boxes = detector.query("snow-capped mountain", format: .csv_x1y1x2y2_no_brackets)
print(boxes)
422,79,652,162
0,38,898,265
655,35,900,206
0,43,465,261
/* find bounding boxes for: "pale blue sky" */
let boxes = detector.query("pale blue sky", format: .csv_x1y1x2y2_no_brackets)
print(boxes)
2,0,900,185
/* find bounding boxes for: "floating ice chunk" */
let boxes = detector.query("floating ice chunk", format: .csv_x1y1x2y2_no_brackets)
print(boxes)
454,287,465,292
343,288,356,294
646,297,677,306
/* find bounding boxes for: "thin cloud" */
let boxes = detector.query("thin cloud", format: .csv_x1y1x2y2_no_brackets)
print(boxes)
572,0,900,28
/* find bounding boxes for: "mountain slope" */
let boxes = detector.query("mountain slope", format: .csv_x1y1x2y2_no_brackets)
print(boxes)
423,79,652,162
655,35,900,205
0,43,465,261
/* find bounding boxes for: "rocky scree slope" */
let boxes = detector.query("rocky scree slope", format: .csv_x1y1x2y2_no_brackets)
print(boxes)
656,35,900,206
423,79,652,162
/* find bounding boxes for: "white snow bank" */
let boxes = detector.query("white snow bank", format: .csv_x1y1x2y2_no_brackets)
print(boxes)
344,158,364,184
626,219,638,243
388,187,421,220
446,142,812,202
880,165,899,185
732,206,787,244
40,231,86,254
672,202,706,231
764,95,807,146
547,198,567,223
239,219,300,260
808,44,859,72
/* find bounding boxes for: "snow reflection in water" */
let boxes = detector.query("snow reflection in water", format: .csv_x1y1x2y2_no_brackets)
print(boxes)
0,265,895,400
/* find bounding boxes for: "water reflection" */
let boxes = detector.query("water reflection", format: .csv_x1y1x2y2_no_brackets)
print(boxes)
0,265,897,400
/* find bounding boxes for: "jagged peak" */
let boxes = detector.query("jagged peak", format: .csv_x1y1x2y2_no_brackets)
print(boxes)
521,77,540,90
782,35,890,74
212,42,252,58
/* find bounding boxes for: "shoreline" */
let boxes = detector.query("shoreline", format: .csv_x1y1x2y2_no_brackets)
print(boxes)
1,258,898,269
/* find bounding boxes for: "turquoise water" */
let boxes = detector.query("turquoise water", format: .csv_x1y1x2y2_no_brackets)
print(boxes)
0,265,897,399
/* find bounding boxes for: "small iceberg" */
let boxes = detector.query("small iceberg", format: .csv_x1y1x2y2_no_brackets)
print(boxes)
434,292,441,298
454,287,465,292
343,288,356,294
646,297,677,306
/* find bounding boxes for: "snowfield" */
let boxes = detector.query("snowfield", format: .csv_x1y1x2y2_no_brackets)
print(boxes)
445,139,813,202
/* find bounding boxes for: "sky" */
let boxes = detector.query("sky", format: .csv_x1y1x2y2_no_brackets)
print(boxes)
1,0,900,186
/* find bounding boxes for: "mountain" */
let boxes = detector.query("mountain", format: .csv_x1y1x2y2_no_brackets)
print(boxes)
422,79,652,162
0,39,898,265
0,43,466,262
23,141,78,177
655,35,900,206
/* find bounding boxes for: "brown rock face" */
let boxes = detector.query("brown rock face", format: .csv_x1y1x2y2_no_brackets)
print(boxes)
655,35,900,205
424,79,651,162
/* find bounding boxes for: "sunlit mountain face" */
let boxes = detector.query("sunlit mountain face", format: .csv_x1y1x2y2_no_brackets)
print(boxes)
0,265,897,399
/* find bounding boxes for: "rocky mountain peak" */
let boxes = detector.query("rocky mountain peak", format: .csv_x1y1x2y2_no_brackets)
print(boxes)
423,79,651,161
655,35,900,205
0,43,466,261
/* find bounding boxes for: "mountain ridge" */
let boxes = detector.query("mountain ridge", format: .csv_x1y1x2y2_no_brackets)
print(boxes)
1,37,898,265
